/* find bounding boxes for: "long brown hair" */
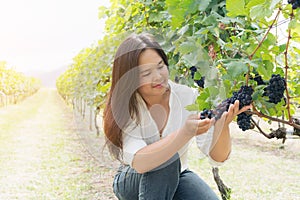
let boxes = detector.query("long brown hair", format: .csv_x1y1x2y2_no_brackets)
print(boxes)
103,33,168,161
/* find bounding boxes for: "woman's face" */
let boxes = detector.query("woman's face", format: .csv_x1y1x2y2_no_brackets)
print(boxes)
137,49,169,97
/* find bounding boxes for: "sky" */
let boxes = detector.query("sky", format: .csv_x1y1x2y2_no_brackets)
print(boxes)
0,0,110,73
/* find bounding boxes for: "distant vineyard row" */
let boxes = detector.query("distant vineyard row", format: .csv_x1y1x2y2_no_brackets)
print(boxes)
0,61,41,107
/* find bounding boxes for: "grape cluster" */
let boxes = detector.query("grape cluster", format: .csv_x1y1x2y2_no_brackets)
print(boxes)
235,86,254,109
263,74,286,104
189,66,205,88
237,112,252,131
199,85,254,131
200,109,214,119
212,85,253,119
288,0,300,9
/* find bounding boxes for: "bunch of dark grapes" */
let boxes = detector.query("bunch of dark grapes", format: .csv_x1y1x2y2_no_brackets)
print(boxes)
200,109,214,119
288,0,300,9
189,66,205,88
237,112,252,131
263,74,286,104
199,85,254,131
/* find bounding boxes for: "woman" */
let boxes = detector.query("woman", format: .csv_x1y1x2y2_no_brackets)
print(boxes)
103,33,250,200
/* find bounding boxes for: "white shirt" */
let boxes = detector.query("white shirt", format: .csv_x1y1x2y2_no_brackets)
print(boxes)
122,80,226,172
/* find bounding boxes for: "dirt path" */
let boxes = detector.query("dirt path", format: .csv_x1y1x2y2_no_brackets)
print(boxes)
0,88,118,200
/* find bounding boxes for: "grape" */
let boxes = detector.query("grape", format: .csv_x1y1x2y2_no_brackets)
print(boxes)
189,66,197,79
189,66,205,88
253,74,265,85
263,74,286,104
237,112,252,131
195,76,205,88
236,86,253,109
249,72,266,85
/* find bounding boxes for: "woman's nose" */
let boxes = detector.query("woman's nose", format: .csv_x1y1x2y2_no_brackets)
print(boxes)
152,69,162,81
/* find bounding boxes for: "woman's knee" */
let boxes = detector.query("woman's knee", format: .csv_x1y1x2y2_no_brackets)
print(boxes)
139,155,181,199
173,170,219,200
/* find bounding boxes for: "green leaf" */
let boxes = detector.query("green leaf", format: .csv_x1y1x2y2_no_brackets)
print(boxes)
194,71,202,80
288,19,297,29
196,88,211,110
257,61,274,80
249,2,275,20
269,0,281,10
149,12,165,23
249,5,264,20
98,6,109,19
225,61,248,78
185,103,200,111
206,86,220,98
226,0,247,17
279,44,287,54
183,53,198,66
246,0,265,9
178,41,198,54
198,0,212,11
295,85,300,95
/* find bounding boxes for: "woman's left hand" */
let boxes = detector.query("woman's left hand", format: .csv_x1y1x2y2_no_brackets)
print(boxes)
213,100,252,130
224,100,252,125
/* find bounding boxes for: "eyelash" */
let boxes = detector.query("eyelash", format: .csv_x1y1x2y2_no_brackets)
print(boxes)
142,73,150,77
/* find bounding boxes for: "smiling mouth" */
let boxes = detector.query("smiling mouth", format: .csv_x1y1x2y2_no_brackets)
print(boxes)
153,83,163,88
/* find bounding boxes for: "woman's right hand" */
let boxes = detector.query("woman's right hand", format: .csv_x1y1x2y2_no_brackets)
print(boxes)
181,114,213,138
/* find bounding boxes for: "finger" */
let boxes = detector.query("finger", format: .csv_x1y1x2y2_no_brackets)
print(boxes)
214,112,226,126
227,103,235,115
197,118,212,127
237,105,252,114
233,100,240,114
196,122,212,134
211,117,216,125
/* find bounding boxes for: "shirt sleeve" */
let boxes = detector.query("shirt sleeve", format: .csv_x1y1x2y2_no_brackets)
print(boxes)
195,126,230,167
122,123,147,167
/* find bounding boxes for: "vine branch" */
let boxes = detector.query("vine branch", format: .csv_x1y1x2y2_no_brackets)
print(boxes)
245,8,281,86
249,109,300,130
248,9,281,60
250,118,272,139
283,9,294,122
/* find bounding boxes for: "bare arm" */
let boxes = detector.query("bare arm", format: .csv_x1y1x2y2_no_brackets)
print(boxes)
132,115,213,173
209,100,252,162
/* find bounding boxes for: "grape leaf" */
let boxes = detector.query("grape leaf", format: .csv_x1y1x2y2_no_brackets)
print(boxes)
225,61,248,78
226,0,247,17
